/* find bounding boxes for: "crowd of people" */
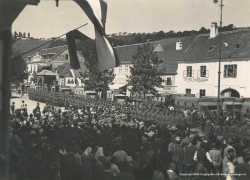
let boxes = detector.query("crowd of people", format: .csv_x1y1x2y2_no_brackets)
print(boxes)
7,91,250,180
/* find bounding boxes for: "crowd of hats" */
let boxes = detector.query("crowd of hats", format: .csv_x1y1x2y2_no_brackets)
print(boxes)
9,93,250,180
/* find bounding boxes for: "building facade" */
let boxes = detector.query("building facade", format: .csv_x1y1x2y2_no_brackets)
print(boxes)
176,23,250,98
26,45,85,84
111,36,195,96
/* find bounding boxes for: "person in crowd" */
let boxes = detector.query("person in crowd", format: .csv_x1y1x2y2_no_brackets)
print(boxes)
9,91,250,180
184,139,197,174
194,142,213,173
225,154,237,180
11,102,15,114
235,155,250,180
172,136,184,174
223,149,237,175
110,156,120,177
166,162,178,180
209,142,222,173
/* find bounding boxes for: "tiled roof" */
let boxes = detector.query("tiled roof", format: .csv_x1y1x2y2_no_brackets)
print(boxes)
182,29,250,61
114,42,159,63
37,70,57,76
40,45,67,57
157,36,196,75
57,65,69,75
157,51,178,75
158,36,196,51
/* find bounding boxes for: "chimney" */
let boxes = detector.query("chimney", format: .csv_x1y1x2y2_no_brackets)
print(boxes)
210,22,218,38
176,40,182,50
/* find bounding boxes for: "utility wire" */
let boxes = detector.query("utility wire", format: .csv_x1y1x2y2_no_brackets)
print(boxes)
12,23,88,60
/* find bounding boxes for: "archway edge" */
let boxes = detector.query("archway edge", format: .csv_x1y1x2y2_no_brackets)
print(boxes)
221,88,240,98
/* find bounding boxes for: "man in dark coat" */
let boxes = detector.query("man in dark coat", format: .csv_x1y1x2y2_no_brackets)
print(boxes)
235,155,250,180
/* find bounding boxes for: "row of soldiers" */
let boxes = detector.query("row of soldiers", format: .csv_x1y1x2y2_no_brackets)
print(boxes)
28,89,250,140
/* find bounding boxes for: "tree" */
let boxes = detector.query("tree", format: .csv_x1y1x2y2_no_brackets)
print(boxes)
11,52,29,85
127,42,165,100
82,44,115,100
19,32,22,38
48,39,67,48
14,31,18,38
28,32,30,38
23,32,26,38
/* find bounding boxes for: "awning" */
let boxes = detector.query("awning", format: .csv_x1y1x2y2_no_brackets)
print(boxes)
61,88,71,90
223,102,242,106
85,91,96,93
199,102,217,106
109,84,126,90
145,94,154,97
114,94,126,97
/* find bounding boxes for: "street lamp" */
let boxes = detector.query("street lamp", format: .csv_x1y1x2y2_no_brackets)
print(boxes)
214,0,224,121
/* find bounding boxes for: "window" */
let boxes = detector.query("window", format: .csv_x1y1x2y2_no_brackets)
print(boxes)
166,77,172,85
68,79,70,84
186,89,191,94
71,79,74,84
125,65,128,73
65,54,69,60
187,66,192,77
224,65,237,78
28,56,31,61
200,89,206,98
119,66,123,73
200,66,206,77
179,42,182,49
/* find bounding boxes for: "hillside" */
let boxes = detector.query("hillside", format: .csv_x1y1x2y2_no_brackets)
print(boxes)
12,39,52,60
12,39,52,53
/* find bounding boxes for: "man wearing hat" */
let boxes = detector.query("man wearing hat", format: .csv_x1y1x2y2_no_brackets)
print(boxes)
172,136,184,174
183,139,197,174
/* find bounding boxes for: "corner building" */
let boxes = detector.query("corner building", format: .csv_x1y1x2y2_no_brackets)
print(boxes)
176,24,250,98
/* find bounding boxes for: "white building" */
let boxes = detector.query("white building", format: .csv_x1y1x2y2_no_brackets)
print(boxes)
176,23,250,98
26,45,85,84
111,36,195,96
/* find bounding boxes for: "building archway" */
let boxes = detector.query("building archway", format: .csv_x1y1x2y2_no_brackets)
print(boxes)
221,88,240,98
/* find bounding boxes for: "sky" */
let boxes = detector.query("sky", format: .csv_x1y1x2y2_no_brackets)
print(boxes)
12,0,250,39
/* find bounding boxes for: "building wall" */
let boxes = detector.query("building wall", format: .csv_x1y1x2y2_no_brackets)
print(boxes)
176,60,250,97
113,64,132,84
112,64,177,94
64,77,82,87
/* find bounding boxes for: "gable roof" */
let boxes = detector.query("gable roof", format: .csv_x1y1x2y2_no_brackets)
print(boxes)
157,36,196,75
181,29,250,62
114,41,159,64
37,70,56,76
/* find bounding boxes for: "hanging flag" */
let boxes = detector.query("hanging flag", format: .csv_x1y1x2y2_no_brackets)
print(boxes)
74,0,120,71
66,29,90,69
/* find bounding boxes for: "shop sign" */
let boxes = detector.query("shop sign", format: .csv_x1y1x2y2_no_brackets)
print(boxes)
184,77,208,83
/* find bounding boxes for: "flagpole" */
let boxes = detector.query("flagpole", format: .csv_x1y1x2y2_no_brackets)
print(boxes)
12,23,88,61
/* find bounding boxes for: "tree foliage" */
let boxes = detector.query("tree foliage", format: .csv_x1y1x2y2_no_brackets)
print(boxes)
82,44,115,93
109,24,235,45
11,52,29,84
48,39,66,48
127,42,165,99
